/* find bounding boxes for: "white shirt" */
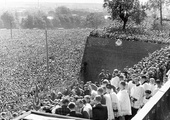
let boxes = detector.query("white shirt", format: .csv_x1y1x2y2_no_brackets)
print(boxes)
111,76,120,89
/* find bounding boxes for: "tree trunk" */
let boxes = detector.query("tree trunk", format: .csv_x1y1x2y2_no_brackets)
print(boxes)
123,20,127,30
119,11,129,30
160,0,163,26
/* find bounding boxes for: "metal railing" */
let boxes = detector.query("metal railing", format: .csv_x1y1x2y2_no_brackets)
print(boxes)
132,80,170,120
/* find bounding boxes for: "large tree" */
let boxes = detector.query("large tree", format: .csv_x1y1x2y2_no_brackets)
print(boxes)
103,0,147,29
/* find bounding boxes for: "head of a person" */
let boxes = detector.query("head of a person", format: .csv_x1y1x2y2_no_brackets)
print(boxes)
57,92,63,98
150,78,155,84
106,84,112,93
156,79,162,88
1,112,6,118
168,54,170,59
113,69,119,76
119,81,126,90
131,74,137,82
43,99,49,106
102,79,109,87
97,87,104,95
84,95,91,103
119,75,124,81
61,98,69,106
12,112,18,118
145,90,152,98
76,99,84,108
68,102,76,111
84,85,88,90
134,76,140,85
42,106,51,113
106,70,109,73
94,95,102,104
141,75,147,83
101,69,105,73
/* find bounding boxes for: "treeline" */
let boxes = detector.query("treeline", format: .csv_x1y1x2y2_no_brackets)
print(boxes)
0,6,106,29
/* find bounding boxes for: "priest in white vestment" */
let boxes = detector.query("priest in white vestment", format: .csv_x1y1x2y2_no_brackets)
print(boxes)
117,81,131,117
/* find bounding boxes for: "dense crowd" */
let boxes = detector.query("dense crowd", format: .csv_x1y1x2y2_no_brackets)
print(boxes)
1,46,170,120
89,27,170,45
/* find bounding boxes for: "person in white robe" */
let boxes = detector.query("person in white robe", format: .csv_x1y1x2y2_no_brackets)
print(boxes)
127,74,137,95
117,81,131,118
130,77,144,119
104,84,121,120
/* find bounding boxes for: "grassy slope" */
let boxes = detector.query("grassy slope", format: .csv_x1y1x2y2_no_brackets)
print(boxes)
0,28,91,102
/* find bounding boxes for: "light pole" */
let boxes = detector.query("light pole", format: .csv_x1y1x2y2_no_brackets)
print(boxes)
43,16,53,91
10,20,12,39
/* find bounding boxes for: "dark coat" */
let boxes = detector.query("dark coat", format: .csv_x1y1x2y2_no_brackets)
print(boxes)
67,111,83,118
92,104,108,120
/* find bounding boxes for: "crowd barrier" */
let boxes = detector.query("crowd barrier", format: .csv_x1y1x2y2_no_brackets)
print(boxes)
13,110,89,120
132,80,170,120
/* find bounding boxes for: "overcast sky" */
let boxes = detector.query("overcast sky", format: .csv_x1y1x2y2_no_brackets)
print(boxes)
1,0,148,3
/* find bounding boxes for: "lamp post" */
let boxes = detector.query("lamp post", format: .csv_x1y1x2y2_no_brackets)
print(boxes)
43,16,53,91
10,20,12,39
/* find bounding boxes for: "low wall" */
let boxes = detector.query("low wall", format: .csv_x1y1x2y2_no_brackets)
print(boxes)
80,36,165,83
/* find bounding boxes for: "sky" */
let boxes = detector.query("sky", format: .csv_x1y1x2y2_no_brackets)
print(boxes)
0,0,148,4
0,0,149,9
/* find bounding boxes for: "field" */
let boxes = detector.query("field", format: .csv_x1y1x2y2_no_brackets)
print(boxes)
0,28,91,103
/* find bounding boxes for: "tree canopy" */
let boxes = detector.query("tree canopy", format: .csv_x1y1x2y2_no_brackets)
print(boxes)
103,0,147,29
1,11,15,29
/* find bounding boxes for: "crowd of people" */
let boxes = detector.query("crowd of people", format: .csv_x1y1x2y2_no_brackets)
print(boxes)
1,46,170,120
90,27,170,45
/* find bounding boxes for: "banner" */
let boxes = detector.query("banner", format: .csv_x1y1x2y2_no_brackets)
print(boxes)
115,39,122,46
